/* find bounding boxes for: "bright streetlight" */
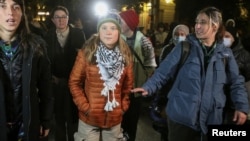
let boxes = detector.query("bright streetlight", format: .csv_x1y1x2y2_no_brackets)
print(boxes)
94,1,109,16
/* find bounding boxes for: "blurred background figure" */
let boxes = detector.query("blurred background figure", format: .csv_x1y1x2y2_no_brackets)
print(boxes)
160,24,190,62
163,22,178,47
151,22,168,66
73,17,86,41
225,19,236,28
27,13,48,38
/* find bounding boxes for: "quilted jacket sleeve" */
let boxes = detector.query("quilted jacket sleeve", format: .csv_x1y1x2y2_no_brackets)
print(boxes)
68,50,90,114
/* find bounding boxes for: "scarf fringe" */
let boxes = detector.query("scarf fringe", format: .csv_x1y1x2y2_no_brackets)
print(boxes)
104,90,119,111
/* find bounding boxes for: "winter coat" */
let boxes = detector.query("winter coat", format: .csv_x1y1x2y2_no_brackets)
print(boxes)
45,26,85,79
68,49,134,128
45,26,85,122
142,34,249,134
0,34,53,141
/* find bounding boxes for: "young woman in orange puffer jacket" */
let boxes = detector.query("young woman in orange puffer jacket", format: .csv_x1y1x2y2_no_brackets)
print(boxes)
68,10,134,141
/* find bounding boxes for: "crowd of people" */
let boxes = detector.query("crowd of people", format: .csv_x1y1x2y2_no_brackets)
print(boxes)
0,0,249,141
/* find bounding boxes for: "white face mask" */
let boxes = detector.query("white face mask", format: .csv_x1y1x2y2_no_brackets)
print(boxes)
223,37,232,47
173,36,186,45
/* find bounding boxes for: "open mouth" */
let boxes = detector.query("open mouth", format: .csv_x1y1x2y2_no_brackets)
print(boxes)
6,19,16,25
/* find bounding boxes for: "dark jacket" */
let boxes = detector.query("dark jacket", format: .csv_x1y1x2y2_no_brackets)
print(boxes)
231,40,250,81
223,39,250,123
45,26,85,79
0,34,54,141
142,34,249,134
45,26,85,122
159,42,175,63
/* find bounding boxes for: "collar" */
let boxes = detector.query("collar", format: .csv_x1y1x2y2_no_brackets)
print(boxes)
0,37,20,59
56,26,69,38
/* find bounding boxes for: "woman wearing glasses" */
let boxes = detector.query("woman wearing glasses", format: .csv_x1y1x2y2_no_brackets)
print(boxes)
44,5,86,141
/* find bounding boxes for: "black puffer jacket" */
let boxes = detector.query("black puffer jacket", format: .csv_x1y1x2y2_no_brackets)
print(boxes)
0,34,53,141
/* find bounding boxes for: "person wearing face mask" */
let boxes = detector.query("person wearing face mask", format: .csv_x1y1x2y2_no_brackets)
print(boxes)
159,24,190,62
223,36,233,47
173,36,186,45
223,26,250,125
223,26,237,48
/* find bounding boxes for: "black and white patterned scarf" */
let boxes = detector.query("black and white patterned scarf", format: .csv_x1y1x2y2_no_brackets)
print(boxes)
95,42,125,111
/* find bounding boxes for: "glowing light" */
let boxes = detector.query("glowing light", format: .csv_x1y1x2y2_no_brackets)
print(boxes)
147,2,152,7
165,0,173,3
94,1,108,16
37,11,49,16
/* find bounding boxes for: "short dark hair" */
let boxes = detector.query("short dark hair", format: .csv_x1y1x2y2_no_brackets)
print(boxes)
0,0,22,5
50,5,69,19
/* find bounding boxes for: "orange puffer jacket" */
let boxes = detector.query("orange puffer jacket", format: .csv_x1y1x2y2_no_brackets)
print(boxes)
69,49,134,128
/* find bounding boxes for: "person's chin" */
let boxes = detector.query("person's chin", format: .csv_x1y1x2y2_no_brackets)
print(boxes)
104,43,115,49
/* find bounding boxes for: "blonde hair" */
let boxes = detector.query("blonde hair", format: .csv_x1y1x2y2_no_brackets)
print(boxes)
83,34,132,66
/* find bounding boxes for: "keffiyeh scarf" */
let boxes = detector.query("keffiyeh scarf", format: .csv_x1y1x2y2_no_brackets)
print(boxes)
95,42,125,111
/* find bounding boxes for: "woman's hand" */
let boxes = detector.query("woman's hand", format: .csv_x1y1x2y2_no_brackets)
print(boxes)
131,88,148,96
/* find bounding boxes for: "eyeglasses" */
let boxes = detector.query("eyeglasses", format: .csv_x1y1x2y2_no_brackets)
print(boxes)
53,16,68,20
